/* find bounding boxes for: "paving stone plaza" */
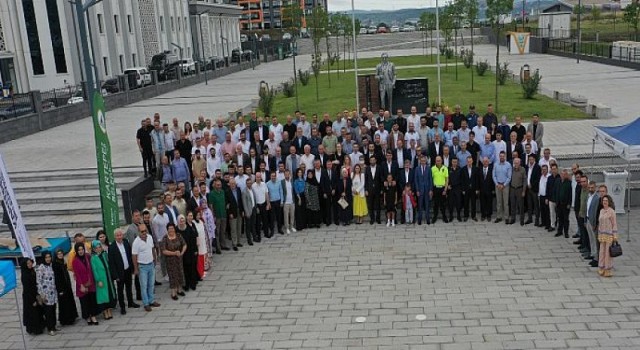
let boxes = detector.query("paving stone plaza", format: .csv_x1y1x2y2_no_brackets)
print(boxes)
0,45,639,349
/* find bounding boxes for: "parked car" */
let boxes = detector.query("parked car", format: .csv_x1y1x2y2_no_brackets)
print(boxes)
231,49,253,63
367,27,377,34
180,59,197,75
67,91,84,105
0,103,33,120
377,26,388,34
206,56,226,70
390,26,400,33
240,34,248,42
149,52,181,80
101,78,119,94
401,25,416,32
282,33,292,41
124,67,152,88
359,27,368,35
260,34,271,42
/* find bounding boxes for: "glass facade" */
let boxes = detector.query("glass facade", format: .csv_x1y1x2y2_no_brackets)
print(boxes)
45,0,68,73
22,0,44,75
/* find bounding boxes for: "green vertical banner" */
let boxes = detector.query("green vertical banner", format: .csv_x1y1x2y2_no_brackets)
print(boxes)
92,92,119,240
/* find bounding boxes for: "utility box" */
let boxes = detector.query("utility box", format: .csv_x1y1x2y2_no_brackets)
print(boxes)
538,12,571,39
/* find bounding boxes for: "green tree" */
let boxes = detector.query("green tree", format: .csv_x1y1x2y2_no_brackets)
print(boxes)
282,2,304,36
456,0,479,90
486,0,514,114
573,5,585,15
308,5,328,101
591,5,601,27
623,1,640,41
419,11,436,60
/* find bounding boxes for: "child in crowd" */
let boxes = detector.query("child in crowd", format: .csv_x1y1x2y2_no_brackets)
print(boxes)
402,184,417,225
383,174,397,227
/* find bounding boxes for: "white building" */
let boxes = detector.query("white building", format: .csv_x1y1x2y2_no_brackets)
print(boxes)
0,0,196,93
189,0,242,62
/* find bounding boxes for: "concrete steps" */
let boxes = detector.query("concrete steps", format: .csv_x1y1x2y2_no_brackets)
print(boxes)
0,167,142,237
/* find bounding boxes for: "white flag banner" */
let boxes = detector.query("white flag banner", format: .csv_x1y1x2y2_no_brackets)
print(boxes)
0,153,33,261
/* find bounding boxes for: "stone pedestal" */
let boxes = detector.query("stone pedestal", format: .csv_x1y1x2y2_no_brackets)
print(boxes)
358,75,380,112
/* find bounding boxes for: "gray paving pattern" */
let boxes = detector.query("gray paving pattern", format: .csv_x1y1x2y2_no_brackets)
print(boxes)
1,215,639,349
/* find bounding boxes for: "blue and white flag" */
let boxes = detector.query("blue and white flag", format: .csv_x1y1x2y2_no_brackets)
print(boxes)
0,260,16,297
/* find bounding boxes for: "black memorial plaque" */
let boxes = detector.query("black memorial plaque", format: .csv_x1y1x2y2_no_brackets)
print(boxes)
392,78,429,115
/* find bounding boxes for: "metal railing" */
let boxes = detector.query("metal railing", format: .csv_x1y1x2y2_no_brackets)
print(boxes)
548,39,640,63
0,93,34,121
40,84,84,110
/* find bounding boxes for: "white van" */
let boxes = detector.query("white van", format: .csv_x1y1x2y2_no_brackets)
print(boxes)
124,67,152,88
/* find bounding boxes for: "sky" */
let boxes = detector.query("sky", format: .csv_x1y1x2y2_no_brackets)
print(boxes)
329,0,439,12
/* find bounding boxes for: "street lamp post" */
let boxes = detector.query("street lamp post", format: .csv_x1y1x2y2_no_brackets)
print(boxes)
577,0,582,63
351,0,359,112
436,0,442,105
197,12,208,85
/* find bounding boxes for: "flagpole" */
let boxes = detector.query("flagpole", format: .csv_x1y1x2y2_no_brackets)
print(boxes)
14,287,28,350
435,0,442,105
351,0,360,112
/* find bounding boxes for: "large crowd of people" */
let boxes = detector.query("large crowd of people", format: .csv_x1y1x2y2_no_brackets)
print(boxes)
20,103,620,336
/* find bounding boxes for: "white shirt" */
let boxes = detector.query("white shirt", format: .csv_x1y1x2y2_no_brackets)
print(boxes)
364,119,377,129
264,140,278,156
522,139,539,154
191,145,207,157
205,143,221,159
284,180,294,204
404,131,419,148
298,121,311,138
164,131,175,151
492,140,507,159
152,213,169,241
276,171,285,181
251,181,268,204
132,236,154,264
538,156,556,169
396,149,404,168
235,174,249,192
527,162,536,187
472,125,487,142
300,154,315,172
457,127,471,143
189,130,203,143
269,124,284,143
207,156,221,177
375,129,389,144
237,140,251,154
407,115,421,129
538,173,549,197
116,241,129,270
586,192,595,219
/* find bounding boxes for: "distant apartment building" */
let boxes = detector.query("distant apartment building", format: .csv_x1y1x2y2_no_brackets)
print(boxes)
231,0,327,30
0,0,196,93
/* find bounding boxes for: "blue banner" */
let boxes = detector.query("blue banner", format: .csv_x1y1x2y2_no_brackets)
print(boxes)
0,260,16,297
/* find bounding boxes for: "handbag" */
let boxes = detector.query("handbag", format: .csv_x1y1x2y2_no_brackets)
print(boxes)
338,198,349,209
609,241,623,258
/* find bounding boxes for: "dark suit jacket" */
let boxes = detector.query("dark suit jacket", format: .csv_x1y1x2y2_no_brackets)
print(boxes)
448,166,463,189
397,168,415,194
395,117,408,134
392,148,411,168
315,153,330,168
506,142,524,163
428,141,446,165
250,125,269,145
461,165,481,192
479,165,495,194
248,156,261,173
413,164,433,196
232,153,250,168
381,161,399,182
225,187,243,217
108,239,134,280
365,165,383,195
292,136,309,154
525,163,541,193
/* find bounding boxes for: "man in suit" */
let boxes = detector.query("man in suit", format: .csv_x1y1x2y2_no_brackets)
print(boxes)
506,131,524,164
393,139,410,169
250,116,269,146
525,154,542,225
232,145,250,170
109,229,140,315
555,169,573,238
226,178,244,250
381,151,399,182
428,133,445,166
461,155,480,221
387,123,404,151
447,157,464,221
241,177,256,245
248,148,261,174
315,145,330,168
315,160,332,226
526,114,544,148
365,155,383,224
285,145,301,174
397,159,415,224
585,180,600,267
414,155,433,225
479,157,495,221
292,127,308,154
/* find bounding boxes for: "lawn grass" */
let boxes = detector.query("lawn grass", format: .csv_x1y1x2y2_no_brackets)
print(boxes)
272,55,590,121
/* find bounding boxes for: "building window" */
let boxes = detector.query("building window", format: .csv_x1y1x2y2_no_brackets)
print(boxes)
132,53,137,67
114,15,119,33
119,55,124,72
160,16,164,32
171,17,174,31
103,57,109,76
97,14,104,34
45,0,68,74
22,0,44,75
177,17,181,31
127,15,133,33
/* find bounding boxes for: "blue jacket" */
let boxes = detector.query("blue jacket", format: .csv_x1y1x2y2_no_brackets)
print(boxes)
413,164,433,196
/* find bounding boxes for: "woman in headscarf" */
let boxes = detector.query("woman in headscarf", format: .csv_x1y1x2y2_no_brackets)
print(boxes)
90,240,116,320
52,248,78,326
161,223,187,300
304,169,321,228
20,258,44,335
71,242,99,325
336,167,353,226
178,213,199,291
96,230,110,253
36,251,59,335
193,210,210,279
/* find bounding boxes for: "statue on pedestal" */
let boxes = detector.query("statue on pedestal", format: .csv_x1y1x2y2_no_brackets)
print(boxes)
375,53,396,111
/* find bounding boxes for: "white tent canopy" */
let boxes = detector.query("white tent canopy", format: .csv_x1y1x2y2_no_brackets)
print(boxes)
592,117,640,241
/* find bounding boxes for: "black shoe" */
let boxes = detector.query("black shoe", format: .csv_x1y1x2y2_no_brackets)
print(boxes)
120,308,127,315
494,218,502,223
154,281,162,286
457,216,462,222
572,234,580,239
278,231,284,235
177,291,186,297
432,218,438,224
136,296,142,301
589,260,599,267
370,220,374,225
525,219,532,225
472,217,478,222
417,220,422,225
520,221,525,226
554,232,563,237
237,243,243,247
443,218,449,223
426,221,431,225
547,228,554,232
128,303,140,308
248,241,254,246
584,255,593,260
233,246,238,251
191,286,197,291
564,233,569,238
506,220,513,225
376,221,382,225
216,248,222,254
182,286,189,292
171,295,178,300
221,247,230,251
